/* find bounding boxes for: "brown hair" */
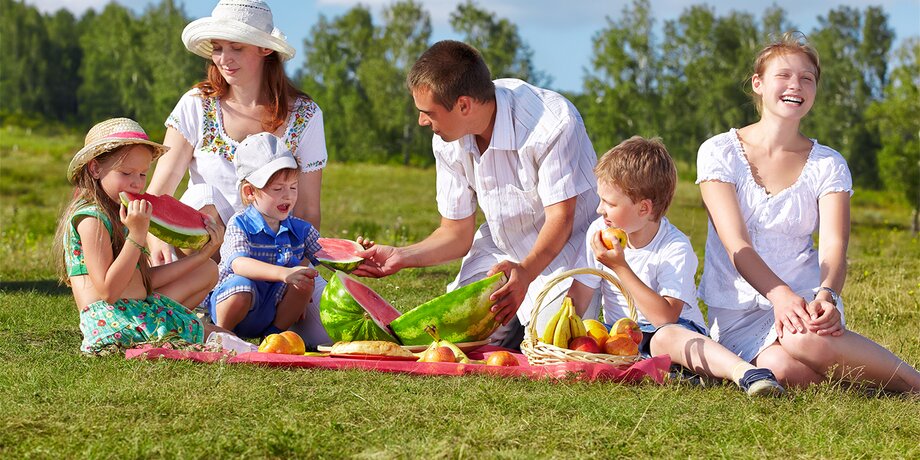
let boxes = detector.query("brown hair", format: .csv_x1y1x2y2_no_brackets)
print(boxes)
594,136,676,221
239,168,299,206
55,146,153,294
194,50,309,133
751,31,821,114
406,40,495,111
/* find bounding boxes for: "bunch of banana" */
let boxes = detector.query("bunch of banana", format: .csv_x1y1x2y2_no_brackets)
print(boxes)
540,297,587,348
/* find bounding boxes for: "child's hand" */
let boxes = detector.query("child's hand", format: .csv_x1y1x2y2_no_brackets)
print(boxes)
197,218,225,258
284,266,317,291
589,229,626,269
806,299,844,336
356,236,375,249
120,199,152,237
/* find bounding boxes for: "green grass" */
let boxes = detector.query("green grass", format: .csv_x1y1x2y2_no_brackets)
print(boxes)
1,125,919,458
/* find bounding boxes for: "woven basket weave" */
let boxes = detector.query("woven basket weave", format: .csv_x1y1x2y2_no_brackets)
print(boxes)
520,268,641,367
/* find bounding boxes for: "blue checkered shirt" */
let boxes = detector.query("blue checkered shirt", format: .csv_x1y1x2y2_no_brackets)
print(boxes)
216,205,322,285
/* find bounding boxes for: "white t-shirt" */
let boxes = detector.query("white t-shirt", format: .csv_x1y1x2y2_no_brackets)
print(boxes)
435,79,599,327
575,217,706,329
165,89,328,224
695,129,853,310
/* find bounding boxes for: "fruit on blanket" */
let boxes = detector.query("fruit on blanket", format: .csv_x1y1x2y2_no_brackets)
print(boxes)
280,331,305,355
422,325,471,364
603,332,639,356
569,336,602,353
486,351,518,367
583,319,609,346
259,333,294,354
419,346,457,363
319,271,402,343
315,238,364,273
612,318,642,345
389,273,507,345
600,227,628,250
119,192,210,249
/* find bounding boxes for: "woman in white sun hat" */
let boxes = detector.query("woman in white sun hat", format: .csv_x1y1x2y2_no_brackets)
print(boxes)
146,0,327,264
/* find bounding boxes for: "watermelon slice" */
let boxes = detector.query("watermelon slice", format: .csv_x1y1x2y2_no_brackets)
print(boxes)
319,271,402,343
119,192,210,249
315,238,364,273
389,272,507,345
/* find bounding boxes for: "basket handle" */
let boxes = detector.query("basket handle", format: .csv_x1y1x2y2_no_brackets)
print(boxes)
527,267,638,341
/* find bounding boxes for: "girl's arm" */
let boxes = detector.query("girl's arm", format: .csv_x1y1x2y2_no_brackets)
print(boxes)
149,220,224,288
79,202,150,304
294,169,322,230
807,191,850,335
145,127,195,265
699,181,811,337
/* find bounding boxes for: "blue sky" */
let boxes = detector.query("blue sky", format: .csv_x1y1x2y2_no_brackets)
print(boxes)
27,0,920,93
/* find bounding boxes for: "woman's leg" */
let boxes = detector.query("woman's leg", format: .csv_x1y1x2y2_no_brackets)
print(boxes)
780,330,920,393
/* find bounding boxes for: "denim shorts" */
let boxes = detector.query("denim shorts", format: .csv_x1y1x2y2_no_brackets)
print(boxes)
633,317,709,359
208,274,287,338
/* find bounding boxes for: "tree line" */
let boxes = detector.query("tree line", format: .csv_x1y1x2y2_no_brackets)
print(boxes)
1,0,917,224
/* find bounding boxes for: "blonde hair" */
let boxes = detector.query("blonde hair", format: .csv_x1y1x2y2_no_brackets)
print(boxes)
751,31,821,114
239,168,299,206
54,146,153,294
594,136,676,221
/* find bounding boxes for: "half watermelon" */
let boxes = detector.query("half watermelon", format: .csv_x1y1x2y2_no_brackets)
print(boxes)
319,271,402,343
119,192,210,249
315,238,364,273
389,272,507,345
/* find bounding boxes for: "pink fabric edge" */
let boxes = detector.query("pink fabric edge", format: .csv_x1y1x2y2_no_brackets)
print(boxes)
126,345,670,384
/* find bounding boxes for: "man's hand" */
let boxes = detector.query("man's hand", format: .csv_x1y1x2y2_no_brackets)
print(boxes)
352,245,403,278
487,260,536,325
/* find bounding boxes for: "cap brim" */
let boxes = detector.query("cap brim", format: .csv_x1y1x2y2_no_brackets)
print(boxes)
239,155,300,189
182,17,295,62
68,139,169,185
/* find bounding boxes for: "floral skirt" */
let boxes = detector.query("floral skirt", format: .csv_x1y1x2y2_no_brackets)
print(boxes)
79,293,205,354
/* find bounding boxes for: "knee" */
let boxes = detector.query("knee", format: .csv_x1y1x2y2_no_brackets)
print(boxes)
214,293,251,327
780,332,837,369
202,259,219,287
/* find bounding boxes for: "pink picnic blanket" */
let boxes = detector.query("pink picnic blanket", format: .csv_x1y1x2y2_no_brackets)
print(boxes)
126,345,670,384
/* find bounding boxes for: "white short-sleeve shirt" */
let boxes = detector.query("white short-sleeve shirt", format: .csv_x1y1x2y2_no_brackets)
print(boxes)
695,129,853,311
575,217,706,329
165,89,327,223
434,79,599,326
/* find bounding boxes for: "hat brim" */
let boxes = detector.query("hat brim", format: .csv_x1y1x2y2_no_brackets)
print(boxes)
182,17,295,62
238,155,300,189
68,138,170,185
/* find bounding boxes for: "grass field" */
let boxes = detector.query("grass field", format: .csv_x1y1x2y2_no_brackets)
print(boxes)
1,125,919,458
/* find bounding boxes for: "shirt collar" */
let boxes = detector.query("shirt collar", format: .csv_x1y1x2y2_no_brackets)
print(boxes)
458,86,516,154
241,204,299,238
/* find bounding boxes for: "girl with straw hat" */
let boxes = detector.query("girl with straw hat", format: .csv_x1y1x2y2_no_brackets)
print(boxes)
146,1,330,346
146,0,326,262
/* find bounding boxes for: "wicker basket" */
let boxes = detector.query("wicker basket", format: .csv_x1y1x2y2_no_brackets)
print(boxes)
520,267,641,367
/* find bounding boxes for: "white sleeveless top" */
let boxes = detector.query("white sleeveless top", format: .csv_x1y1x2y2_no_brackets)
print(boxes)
695,129,853,310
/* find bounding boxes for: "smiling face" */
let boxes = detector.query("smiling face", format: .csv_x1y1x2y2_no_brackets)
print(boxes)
91,145,153,203
210,39,272,87
752,51,818,121
412,86,467,142
249,170,299,226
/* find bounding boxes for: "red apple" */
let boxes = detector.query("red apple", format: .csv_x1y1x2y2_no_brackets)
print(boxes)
485,351,518,366
421,346,456,363
600,227,628,249
568,336,602,353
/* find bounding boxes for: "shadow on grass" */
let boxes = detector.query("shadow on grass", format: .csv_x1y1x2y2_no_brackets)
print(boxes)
0,279,70,296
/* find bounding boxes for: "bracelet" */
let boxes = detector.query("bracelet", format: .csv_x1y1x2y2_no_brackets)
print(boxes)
126,236,151,256
815,286,839,306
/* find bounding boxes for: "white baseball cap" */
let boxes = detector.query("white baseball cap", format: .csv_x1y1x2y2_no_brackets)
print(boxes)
234,132,299,189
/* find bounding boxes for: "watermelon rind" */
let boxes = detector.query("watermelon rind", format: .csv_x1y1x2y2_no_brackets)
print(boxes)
119,192,209,249
389,272,507,345
319,271,400,343
316,238,364,273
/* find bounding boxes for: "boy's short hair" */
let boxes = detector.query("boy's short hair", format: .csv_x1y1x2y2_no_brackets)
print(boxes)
406,40,495,111
240,168,299,206
595,136,676,221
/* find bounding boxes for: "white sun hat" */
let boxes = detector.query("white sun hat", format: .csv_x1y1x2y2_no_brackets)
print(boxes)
182,0,295,62
234,132,299,189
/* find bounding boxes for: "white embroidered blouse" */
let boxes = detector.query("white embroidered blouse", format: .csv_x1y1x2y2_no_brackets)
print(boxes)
695,129,853,310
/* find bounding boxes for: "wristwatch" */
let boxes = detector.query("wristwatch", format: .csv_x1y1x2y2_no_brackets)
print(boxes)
815,286,840,306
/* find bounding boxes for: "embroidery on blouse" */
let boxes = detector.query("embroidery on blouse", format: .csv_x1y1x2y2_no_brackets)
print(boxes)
201,96,235,162
284,99,324,170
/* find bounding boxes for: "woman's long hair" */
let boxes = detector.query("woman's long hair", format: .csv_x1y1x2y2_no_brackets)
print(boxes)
54,146,153,295
194,51,310,133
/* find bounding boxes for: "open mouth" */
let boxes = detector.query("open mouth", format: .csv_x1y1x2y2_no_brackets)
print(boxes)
277,204,290,213
780,95,804,106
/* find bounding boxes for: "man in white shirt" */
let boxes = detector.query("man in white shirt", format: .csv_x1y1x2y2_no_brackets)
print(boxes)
354,41,598,349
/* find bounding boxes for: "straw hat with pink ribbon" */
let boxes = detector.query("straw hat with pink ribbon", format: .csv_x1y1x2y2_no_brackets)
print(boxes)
67,118,169,185
181,0,295,62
